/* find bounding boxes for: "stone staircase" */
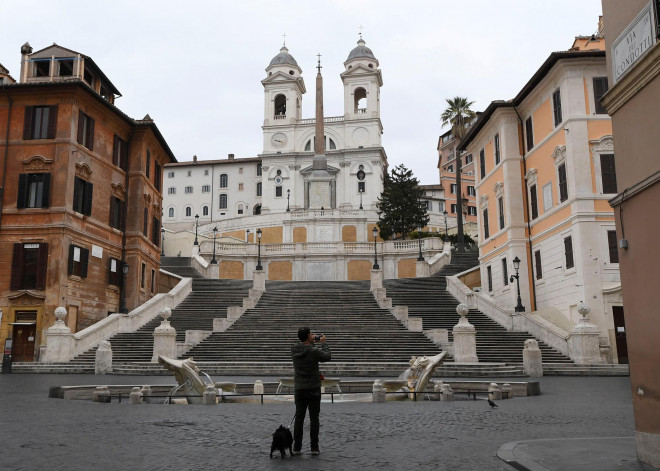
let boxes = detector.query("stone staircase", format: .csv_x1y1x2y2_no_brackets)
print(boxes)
161,256,204,279
384,249,573,365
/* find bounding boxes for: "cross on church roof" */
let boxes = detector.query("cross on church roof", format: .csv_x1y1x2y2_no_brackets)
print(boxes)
317,53,322,73
282,32,286,46
359,25,364,39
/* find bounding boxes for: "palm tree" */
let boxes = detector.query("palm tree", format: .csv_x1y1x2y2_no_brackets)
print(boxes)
441,97,476,251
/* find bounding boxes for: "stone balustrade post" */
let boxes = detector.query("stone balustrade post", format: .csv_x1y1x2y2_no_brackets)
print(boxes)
254,380,264,395
253,270,266,292
93,386,111,403
391,306,408,324
208,263,219,280
523,339,543,377
141,385,152,404
227,306,244,321
372,379,386,403
501,383,513,399
407,317,423,332
41,307,74,362
568,302,605,364
488,383,502,401
370,269,383,291
129,387,143,404
213,318,233,332
152,307,177,362
452,304,479,363
415,260,430,278
441,383,454,401
203,385,217,405
95,340,113,374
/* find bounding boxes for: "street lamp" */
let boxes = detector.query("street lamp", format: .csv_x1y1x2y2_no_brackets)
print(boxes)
211,227,217,264
510,256,525,313
256,228,263,270
286,189,290,212
161,228,165,256
119,262,129,313
443,210,448,238
417,226,424,261
245,229,250,243
372,227,380,270
194,214,199,245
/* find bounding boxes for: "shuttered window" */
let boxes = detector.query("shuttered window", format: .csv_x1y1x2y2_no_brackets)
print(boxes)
72,176,93,216
558,163,568,202
113,135,128,170
143,207,149,237
10,243,48,290
552,89,562,126
483,209,490,239
502,258,509,286
593,77,609,114
530,184,538,220
608,230,619,263
108,257,121,286
154,161,162,191
600,154,618,194
146,150,151,179
17,173,50,208
498,197,505,230
109,196,125,231
494,134,501,165
23,105,58,140
479,149,486,179
534,250,543,280
77,111,95,150
152,216,161,246
68,244,89,278
487,266,493,292
564,236,574,269
525,117,534,151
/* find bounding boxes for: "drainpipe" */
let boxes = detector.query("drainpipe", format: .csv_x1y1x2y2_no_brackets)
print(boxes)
514,107,537,311
119,127,135,313
0,91,13,230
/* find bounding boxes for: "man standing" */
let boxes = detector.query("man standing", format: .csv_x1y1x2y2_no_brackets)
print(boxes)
291,327,331,455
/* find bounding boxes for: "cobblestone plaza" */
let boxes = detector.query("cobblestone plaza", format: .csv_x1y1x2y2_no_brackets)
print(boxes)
0,374,641,470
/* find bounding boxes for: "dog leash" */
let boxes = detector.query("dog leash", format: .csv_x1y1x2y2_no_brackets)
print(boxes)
288,413,296,428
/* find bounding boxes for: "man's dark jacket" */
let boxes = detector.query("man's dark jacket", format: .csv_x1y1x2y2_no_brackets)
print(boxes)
291,342,331,390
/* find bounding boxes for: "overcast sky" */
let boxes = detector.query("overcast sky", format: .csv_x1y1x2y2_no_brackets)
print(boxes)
1,0,602,184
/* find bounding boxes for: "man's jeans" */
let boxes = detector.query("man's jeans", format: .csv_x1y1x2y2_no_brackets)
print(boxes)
293,388,322,450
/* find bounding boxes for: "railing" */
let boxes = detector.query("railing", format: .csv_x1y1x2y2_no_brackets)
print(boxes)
298,116,345,124
274,114,286,120
357,108,367,114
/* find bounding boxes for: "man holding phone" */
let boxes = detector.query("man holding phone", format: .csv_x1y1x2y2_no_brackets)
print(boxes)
291,326,331,455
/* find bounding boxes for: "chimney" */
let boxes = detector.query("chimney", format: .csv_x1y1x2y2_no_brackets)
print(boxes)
228,154,234,159
193,155,197,162
20,42,33,83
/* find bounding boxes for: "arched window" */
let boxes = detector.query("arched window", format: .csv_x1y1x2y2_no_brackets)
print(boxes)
274,94,286,117
256,163,262,176
185,207,191,217
219,194,227,209
253,204,261,215
328,138,336,150
354,87,367,113
168,207,174,218
304,140,311,151
256,182,262,196
304,136,337,152
237,204,244,215
219,174,228,188
202,205,209,216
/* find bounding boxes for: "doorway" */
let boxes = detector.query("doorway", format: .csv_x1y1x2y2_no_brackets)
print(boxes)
12,323,36,362
612,306,628,364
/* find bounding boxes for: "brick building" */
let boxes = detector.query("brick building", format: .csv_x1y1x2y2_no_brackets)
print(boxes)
0,43,176,362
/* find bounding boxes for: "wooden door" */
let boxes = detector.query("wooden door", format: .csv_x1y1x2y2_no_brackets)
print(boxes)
12,324,36,362
612,306,628,364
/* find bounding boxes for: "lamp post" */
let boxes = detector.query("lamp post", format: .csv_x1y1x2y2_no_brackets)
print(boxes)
119,262,129,313
510,256,525,313
256,228,263,270
359,187,363,210
372,227,380,270
417,226,424,261
286,189,290,212
245,228,250,243
161,228,165,256
443,210,448,238
211,227,217,264
194,214,199,245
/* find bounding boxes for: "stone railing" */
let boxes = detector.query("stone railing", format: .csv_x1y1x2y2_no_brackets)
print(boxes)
298,116,345,124
41,274,193,362
446,270,605,362
424,242,452,277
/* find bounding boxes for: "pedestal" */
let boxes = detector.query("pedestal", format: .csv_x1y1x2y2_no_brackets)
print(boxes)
152,308,177,362
523,339,543,377
452,304,478,363
253,270,266,292
568,302,604,364
95,340,113,374
42,307,73,362
370,269,383,291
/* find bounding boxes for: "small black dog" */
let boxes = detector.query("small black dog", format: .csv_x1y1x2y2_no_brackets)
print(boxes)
270,425,294,458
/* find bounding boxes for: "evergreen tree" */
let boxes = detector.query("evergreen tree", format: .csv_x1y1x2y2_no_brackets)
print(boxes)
376,164,429,240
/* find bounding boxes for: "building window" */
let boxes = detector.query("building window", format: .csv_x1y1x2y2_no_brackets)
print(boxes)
239,167,243,175
525,116,534,151
185,207,191,217
108,257,121,286
238,204,244,214
502,258,508,286
487,265,493,292
552,89,562,126
530,184,538,220
154,162,161,191
146,150,151,179
467,206,477,216
10,242,48,290
451,204,457,214
202,205,209,216
600,154,618,194
168,207,174,218
467,186,475,196
276,186,283,197
465,154,473,164
151,217,160,246
483,209,490,239
564,235,574,269
498,197,505,230
253,204,261,215
593,77,609,114
607,230,619,263
220,174,228,188
77,111,95,151
256,182,262,197
274,94,286,117
68,244,89,278
23,105,57,140
143,208,149,236
257,163,262,176
112,135,128,170
219,194,227,209
168,171,175,178
558,163,568,202
187,171,191,177
168,187,176,195
109,196,125,231
73,176,93,216
450,183,457,194
185,186,193,194
447,165,454,173
141,262,146,289
151,268,156,293
494,133,501,165
17,173,50,209
534,250,543,280
34,59,50,77
238,183,244,191
202,185,210,193
479,149,486,179
358,181,366,193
